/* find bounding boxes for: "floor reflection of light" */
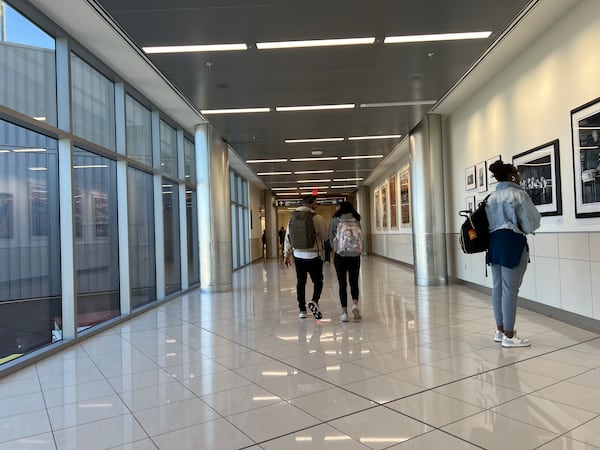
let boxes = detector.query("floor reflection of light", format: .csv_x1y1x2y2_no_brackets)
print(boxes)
324,435,352,441
295,436,312,442
360,437,408,443
166,339,177,343
166,353,177,357
261,371,290,376
326,365,341,371
78,403,113,408
252,396,280,401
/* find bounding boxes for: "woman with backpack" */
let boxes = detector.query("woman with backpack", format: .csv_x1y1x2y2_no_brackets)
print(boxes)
486,160,541,347
329,201,363,322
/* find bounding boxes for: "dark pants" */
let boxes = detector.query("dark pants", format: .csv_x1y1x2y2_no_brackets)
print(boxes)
294,256,323,311
334,254,360,308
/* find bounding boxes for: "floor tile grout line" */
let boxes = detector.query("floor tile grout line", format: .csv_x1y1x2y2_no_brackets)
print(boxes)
35,363,59,450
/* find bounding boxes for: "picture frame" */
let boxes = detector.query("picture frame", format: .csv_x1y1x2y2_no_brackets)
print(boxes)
571,97,600,217
513,139,562,216
0,192,14,239
486,155,502,185
476,161,487,193
92,193,108,238
400,170,411,225
389,173,398,229
381,182,388,229
374,188,381,230
466,196,476,212
465,166,476,191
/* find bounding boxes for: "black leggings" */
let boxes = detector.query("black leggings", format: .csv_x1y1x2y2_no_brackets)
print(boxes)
334,254,360,308
294,256,324,311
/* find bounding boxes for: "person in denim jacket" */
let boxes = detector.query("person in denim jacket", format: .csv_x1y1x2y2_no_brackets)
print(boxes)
486,160,541,348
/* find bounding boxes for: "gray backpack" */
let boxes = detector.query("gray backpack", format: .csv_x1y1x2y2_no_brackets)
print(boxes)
288,210,316,249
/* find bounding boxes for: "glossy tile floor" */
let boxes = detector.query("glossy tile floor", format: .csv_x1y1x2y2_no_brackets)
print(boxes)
2,257,600,450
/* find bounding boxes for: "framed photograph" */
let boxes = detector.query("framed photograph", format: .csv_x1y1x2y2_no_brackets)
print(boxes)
0,193,14,239
513,139,562,216
92,193,108,238
400,170,411,225
381,182,388,229
466,196,476,212
465,166,476,191
571,97,600,217
374,188,381,230
476,161,487,193
486,155,502,185
389,174,398,229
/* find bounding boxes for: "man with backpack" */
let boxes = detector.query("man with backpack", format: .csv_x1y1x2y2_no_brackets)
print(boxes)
283,195,328,319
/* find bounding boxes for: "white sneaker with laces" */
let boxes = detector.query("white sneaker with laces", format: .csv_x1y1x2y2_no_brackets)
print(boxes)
494,330,503,343
502,333,530,348
340,313,349,322
299,311,307,319
351,304,361,321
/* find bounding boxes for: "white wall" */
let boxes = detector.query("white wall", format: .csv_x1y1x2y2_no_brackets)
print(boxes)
445,0,600,320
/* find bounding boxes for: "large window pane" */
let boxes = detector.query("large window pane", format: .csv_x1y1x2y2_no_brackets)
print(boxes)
0,119,61,364
160,121,177,177
71,54,115,150
184,138,196,184
186,189,199,285
125,95,152,166
74,148,119,331
128,167,156,309
163,179,181,294
0,2,56,126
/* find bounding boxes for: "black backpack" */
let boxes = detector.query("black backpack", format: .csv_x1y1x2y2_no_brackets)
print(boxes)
288,210,317,249
459,195,491,254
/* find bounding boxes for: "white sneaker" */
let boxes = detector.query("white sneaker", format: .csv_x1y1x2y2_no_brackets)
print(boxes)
340,313,349,322
299,311,307,319
502,333,530,348
494,330,503,343
351,304,361,321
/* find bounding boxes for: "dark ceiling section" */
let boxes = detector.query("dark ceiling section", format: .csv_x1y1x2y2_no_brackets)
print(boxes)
97,0,531,193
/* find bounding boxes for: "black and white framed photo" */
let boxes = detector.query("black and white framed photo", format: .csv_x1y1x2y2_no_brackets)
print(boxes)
465,166,476,191
466,196,476,212
486,155,502,185
513,140,562,216
476,161,487,193
571,97,600,217
0,192,14,239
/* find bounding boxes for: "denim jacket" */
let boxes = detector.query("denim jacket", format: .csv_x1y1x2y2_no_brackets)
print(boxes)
485,182,541,235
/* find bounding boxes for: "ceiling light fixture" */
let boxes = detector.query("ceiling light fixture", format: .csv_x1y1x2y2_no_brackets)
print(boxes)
294,170,334,174
246,158,288,163
12,148,47,153
360,100,437,108
348,134,402,140
384,31,492,44
285,138,344,144
277,104,354,112
333,177,363,181
331,185,358,189
257,171,292,176
275,192,300,196
290,157,338,162
143,43,248,54
201,107,270,114
256,37,375,50
271,187,299,191
297,179,331,183
300,191,327,195
73,165,108,169
341,155,384,160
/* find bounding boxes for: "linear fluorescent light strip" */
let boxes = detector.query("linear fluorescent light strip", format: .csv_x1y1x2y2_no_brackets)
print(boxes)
331,185,357,188
285,138,344,143
333,178,363,181
257,37,375,50
271,187,299,191
384,31,492,44
201,107,270,114
348,135,401,140
246,158,288,163
294,170,334,174
360,100,437,107
73,165,108,169
341,155,383,160
276,192,300,196
301,191,327,195
257,171,292,175
12,148,46,153
297,179,331,183
277,104,354,112
290,157,338,161
143,43,248,54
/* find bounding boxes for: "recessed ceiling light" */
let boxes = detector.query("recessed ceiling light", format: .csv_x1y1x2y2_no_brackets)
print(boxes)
297,179,331,183
276,192,301,196
341,155,384,160
246,158,288,163
12,148,46,153
285,138,344,143
201,107,270,114
290,157,338,162
384,31,492,44
272,187,299,191
256,37,375,50
333,178,363,181
257,171,292,176
331,185,358,189
311,149,323,155
143,43,248,54
360,101,437,108
294,170,334,174
73,165,108,169
348,134,402,140
300,191,328,195
277,104,354,112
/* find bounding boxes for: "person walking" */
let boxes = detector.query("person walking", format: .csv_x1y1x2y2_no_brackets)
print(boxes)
284,196,328,319
329,201,363,322
278,226,285,253
486,160,541,347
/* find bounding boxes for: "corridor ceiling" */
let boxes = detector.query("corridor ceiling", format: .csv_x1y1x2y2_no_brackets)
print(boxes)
94,0,533,195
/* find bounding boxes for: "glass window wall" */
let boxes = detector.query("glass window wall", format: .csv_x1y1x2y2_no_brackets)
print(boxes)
163,178,181,294
159,120,177,177
125,95,152,167
0,118,61,364
73,148,119,331
186,189,199,285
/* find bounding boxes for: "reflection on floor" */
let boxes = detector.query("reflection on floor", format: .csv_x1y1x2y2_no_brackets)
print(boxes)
1,256,600,449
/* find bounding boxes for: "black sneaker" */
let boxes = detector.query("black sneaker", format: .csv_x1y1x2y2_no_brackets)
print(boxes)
308,302,322,320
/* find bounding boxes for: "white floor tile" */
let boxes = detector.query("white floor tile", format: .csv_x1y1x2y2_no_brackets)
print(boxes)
260,423,365,449
289,387,377,421
0,410,51,444
132,398,219,436
0,432,56,450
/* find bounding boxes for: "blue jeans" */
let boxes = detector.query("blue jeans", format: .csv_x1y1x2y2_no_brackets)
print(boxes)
491,249,528,332
294,256,323,311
